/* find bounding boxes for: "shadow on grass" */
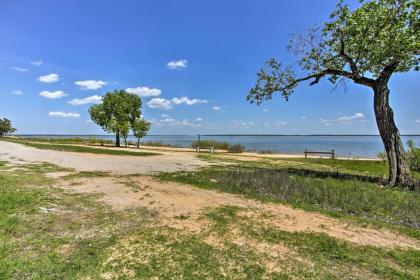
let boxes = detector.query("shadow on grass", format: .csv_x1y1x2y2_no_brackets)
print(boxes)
284,167,386,185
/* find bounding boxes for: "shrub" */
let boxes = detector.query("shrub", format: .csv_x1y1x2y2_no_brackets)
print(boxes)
191,140,229,150
377,151,387,162
228,143,245,153
406,140,420,172
141,141,182,148
258,150,276,154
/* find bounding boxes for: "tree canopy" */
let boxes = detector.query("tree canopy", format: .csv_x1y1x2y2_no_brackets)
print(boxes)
248,0,419,104
0,118,16,137
247,0,419,187
89,90,142,146
132,118,151,148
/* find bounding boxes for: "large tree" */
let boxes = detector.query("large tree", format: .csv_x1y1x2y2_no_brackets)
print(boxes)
0,118,16,137
89,90,141,147
248,0,419,187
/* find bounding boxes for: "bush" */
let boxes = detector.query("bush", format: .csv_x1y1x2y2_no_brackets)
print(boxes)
141,141,182,148
377,151,387,162
191,140,229,150
406,140,420,172
228,143,245,153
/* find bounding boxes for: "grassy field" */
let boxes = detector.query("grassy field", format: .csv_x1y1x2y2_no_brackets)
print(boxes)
0,160,419,279
1,138,157,156
158,155,420,236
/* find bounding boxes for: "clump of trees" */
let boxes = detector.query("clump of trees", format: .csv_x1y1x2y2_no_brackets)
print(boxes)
248,0,419,188
0,118,16,137
89,90,150,147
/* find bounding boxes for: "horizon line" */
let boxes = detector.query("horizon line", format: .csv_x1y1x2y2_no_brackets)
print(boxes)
16,134,420,137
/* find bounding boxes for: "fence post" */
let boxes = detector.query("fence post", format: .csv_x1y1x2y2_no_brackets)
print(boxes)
332,149,335,159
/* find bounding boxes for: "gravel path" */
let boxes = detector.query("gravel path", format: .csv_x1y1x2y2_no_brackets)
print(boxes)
0,141,209,174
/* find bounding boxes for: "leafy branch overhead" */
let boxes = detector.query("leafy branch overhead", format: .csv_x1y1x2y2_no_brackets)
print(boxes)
248,0,419,104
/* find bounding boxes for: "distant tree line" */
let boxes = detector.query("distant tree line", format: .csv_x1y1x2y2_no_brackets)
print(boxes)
89,90,150,148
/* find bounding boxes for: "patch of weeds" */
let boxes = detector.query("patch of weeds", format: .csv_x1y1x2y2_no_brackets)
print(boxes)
204,205,243,234
0,161,153,279
102,227,268,279
157,165,420,238
243,224,420,279
61,171,110,181
174,214,189,220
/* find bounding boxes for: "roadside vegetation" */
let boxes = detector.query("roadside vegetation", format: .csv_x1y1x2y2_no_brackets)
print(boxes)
191,140,246,153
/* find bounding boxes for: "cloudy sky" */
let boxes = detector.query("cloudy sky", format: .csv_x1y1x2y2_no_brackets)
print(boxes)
1,0,419,135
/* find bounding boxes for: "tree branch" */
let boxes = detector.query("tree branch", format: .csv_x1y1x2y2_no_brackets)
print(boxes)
279,69,375,92
339,30,358,73
379,61,399,83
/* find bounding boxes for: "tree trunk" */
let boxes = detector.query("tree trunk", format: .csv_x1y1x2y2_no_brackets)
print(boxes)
137,138,140,149
373,82,412,187
115,132,120,147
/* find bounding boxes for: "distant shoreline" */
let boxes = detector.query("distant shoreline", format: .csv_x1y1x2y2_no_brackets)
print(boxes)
16,134,420,137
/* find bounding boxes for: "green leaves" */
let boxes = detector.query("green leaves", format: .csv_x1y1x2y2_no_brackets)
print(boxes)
88,90,142,134
88,90,151,143
248,0,419,103
132,118,151,139
0,118,16,137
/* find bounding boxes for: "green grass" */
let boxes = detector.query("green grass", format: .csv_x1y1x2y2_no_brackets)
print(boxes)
203,206,420,279
3,136,114,145
0,161,419,279
14,141,157,156
0,162,153,279
157,157,420,236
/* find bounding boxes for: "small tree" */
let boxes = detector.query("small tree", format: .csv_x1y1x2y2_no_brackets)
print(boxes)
0,118,16,137
248,0,419,188
89,90,141,147
120,121,131,147
132,118,151,148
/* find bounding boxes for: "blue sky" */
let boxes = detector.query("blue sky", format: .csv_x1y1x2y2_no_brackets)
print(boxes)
1,0,419,135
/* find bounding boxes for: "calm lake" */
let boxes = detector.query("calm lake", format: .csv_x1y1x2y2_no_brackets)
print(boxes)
20,135,420,158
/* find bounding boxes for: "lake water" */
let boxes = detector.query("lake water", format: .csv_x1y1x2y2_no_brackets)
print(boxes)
20,135,420,158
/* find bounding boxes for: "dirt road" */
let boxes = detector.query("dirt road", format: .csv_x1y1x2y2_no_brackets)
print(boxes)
0,141,208,174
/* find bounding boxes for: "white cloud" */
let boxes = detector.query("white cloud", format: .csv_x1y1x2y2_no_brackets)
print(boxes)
31,60,43,66
320,113,366,126
196,117,203,121
416,119,420,124
39,90,67,99
11,66,28,72
38,73,59,83
171,97,208,105
48,111,80,118
11,90,23,95
68,95,102,105
167,59,188,70
213,106,221,111
75,80,106,90
337,113,365,122
301,116,307,120
263,109,268,112
126,86,161,97
148,96,208,109
161,114,170,118
147,98,172,109
276,121,287,126
154,117,203,127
